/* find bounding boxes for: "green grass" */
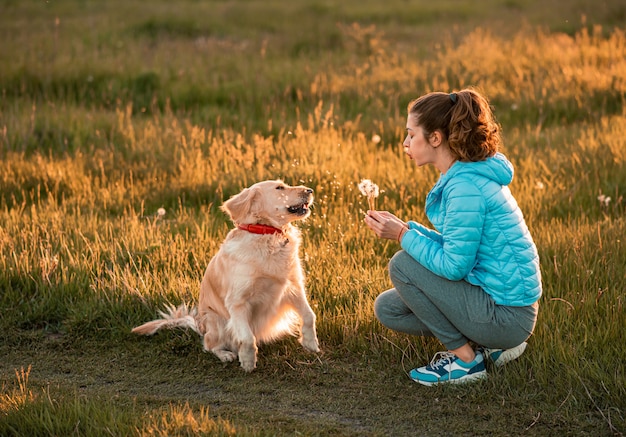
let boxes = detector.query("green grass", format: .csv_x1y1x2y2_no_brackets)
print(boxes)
1,0,625,435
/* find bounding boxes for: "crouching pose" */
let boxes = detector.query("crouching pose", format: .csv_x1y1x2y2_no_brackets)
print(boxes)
364,89,541,385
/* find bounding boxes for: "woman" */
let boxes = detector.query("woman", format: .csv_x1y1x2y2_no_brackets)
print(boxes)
364,89,541,386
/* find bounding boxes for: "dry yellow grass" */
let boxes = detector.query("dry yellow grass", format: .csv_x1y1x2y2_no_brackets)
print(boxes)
1,1,625,434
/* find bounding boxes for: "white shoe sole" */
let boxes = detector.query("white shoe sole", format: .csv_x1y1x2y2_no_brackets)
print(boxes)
490,342,528,367
414,370,488,386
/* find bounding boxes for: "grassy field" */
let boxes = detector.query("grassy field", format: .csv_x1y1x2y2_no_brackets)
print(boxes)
1,0,625,435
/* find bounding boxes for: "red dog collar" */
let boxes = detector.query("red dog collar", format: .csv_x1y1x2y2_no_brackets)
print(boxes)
237,223,283,235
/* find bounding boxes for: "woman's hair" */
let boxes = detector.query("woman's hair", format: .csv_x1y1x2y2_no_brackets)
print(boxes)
407,88,502,161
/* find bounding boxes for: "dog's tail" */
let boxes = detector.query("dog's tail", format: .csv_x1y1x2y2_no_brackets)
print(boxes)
131,303,200,336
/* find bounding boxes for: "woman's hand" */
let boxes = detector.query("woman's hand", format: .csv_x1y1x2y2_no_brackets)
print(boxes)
364,210,408,241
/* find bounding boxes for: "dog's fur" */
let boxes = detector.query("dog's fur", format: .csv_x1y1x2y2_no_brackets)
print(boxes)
132,180,320,372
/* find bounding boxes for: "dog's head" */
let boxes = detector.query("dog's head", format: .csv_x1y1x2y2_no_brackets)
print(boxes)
221,180,314,228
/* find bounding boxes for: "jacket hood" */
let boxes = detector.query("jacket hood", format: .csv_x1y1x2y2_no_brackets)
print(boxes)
444,152,514,186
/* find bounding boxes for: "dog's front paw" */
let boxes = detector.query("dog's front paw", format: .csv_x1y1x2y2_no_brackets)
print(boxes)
240,359,256,372
238,344,257,372
239,352,257,372
300,336,320,353
213,349,237,363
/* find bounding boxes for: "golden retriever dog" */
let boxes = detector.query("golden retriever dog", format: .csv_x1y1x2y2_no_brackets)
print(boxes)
132,180,320,372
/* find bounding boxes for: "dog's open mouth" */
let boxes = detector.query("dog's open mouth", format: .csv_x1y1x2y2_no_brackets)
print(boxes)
287,202,310,216
287,194,313,216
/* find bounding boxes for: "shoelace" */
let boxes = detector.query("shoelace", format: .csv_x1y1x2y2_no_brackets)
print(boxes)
429,351,457,369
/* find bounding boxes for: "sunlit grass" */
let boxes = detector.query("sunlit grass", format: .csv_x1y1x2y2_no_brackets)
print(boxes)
0,367,34,414
0,368,242,436
1,0,625,434
138,403,238,437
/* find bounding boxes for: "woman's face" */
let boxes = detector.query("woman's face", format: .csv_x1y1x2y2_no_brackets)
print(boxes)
403,114,438,167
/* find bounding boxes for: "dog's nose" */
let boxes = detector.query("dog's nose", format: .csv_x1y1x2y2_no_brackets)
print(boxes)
305,188,313,194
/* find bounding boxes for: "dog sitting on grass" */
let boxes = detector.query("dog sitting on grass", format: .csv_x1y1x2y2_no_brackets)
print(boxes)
132,180,320,372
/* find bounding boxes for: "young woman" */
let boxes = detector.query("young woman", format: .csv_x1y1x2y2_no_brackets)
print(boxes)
364,89,541,386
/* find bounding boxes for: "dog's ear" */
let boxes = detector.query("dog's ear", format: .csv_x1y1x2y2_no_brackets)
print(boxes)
221,187,259,223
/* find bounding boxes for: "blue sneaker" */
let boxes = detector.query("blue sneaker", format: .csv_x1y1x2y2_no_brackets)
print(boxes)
482,342,527,367
409,351,487,386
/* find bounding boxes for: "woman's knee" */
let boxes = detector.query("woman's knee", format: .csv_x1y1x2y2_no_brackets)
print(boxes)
373,289,394,322
374,288,411,327
374,288,433,337
389,251,444,298
388,250,415,282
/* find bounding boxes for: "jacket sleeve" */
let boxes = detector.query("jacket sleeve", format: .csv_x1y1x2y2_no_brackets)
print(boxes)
401,179,486,281
406,221,443,244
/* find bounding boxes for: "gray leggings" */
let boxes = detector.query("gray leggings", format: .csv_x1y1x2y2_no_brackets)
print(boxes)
374,251,538,351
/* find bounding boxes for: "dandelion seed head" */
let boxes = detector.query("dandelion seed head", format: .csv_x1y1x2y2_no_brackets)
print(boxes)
372,134,381,144
358,179,379,210
157,207,166,217
597,194,611,207
358,179,379,198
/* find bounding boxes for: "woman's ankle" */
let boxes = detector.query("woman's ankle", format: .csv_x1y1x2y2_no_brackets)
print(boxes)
449,344,476,363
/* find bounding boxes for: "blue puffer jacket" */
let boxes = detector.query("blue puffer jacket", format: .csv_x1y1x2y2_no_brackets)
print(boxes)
400,153,542,306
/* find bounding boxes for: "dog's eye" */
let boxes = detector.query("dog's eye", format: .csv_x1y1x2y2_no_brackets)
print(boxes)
275,185,285,190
